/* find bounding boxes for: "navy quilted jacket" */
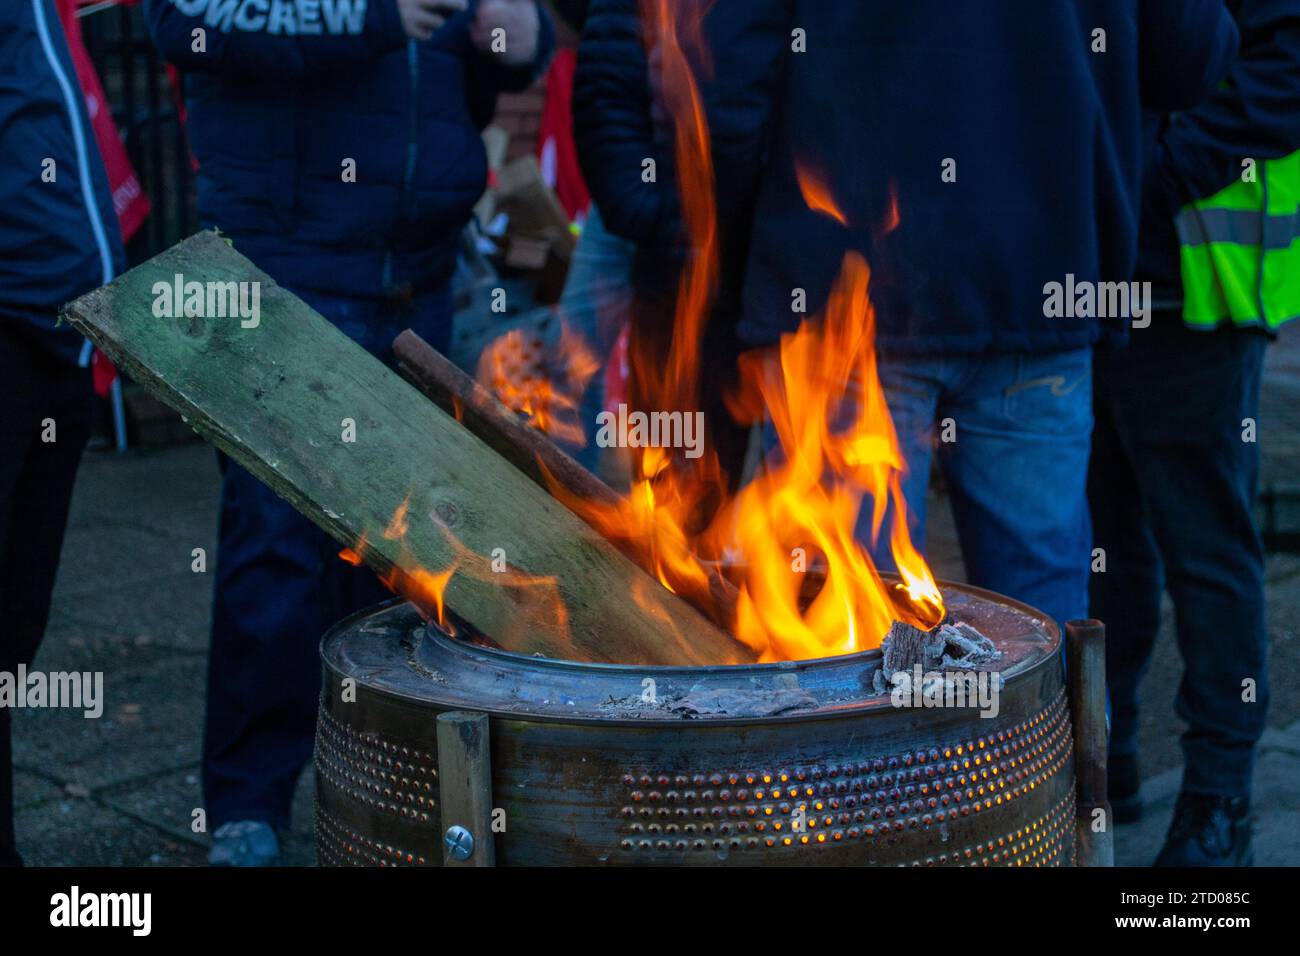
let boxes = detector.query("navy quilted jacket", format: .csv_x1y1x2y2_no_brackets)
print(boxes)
145,0,553,300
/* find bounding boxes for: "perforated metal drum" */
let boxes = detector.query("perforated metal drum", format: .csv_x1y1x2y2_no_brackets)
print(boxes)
315,580,1075,866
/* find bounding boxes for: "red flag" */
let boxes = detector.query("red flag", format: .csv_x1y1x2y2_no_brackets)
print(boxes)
536,49,590,220
91,348,118,396
56,0,151,396
56,0,150,244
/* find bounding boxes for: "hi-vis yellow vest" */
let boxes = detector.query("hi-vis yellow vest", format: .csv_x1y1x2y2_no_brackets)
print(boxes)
1176,149,1300,331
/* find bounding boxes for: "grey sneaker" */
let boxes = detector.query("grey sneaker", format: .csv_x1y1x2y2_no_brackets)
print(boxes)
208,820,280,867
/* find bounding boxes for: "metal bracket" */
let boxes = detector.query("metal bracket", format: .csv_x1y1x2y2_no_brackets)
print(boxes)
436,710,496,867
1066,619,1115,867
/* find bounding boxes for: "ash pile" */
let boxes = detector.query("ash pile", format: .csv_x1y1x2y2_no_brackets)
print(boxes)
872,618,1002,696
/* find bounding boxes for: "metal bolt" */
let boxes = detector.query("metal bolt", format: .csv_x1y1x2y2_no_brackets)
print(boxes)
444,824,475,861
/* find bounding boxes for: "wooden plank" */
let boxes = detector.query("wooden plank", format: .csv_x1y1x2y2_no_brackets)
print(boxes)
436,711,495,867
62,231,754,666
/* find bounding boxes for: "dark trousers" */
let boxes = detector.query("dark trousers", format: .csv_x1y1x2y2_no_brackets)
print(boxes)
0,325,91,865
203,286,452,830
1089,316,1269,798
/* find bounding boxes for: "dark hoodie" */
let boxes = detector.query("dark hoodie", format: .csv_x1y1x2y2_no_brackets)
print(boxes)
702,0,1239,354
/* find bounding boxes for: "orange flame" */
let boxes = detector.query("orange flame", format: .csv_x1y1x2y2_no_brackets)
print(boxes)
383,496,411,540
476,321,599,447
339,493,572,647
725,241,944,660
796,165,849,226
550,0,944,660
338,0,943,664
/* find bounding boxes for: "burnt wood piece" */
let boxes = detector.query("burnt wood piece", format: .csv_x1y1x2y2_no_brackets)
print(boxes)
62,231,755,667
880,619,946,680
393,328,622,510
393,328,742,630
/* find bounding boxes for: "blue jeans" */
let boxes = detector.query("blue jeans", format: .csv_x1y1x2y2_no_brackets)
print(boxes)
866,348,1094,630
203,286,452,830
1090,317,1268,798
555,205,635,471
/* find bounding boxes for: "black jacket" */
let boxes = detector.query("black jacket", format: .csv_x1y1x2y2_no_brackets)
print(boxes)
572,0,679,250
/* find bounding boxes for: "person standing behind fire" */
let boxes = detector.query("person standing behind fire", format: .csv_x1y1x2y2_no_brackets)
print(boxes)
1090,0,1300,866
144,0,553,866
0,0,126,868
692,2,1237,632
571,0,754,492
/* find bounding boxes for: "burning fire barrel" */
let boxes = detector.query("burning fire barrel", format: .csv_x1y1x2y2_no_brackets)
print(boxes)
315,579,1083,866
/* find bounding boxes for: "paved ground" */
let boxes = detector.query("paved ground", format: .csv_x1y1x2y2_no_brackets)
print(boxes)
11,327,1300,867
11,442,317,866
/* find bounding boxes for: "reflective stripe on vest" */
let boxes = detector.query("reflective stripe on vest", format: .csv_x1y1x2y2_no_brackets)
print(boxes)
1176,149,1300,332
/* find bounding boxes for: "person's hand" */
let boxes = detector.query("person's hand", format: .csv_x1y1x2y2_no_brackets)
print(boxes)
470,0,540,67
397,0,468,41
